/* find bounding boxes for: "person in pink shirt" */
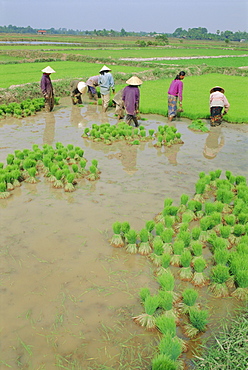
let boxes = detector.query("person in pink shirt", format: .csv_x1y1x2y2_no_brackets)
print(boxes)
167,71,185,121
209,86,230,126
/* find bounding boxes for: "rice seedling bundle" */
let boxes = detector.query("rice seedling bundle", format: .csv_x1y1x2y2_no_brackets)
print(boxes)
177,230,191,248
53,170,64,188
224,214,236,226
233,224,245,237
64,173,75,192
187,200,202,213
179,250,193,281
139,287,151,302
86,165,99,181
156,253,171,275
0,182,10,199
213,248,229,265
209,264,230,297
191,226,201,241
155,222,165,236
182,288,198,308
158,333,182,361
156,316,176,337
192,257,208,287
171,240,184,266
158,290,174,311
232,270,248,300
120,221,130,239
151,354,177,370
26,167,37,184
139,228,152,255
184,308,208,338
125,229,138,254
110,221,124,248
188,119,209,132
157,272,174,292
161,228,174,254
133,295,160,330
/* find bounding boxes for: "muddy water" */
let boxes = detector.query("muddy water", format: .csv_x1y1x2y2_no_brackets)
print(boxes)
0,97,248,369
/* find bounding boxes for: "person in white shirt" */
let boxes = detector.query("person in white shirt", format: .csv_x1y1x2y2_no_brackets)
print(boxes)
209,86,230,126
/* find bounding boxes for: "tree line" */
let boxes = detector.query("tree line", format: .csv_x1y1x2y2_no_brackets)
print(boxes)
0,25,247,42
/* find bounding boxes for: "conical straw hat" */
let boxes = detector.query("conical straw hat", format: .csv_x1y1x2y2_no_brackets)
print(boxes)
77,81,87,94
99,65,111,72
210,86,224,94
41,66,56,73
126,76,143,86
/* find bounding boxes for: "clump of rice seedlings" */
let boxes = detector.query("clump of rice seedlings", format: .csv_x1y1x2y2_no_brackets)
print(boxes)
0,182,10,199
191,241,203,263
158,290,174,313
164,198,173,208
233,224,245,237
219,225,231,239
184,308,208,338
120,221,130,242
200,216,212,231
53,170,64,188
64,173,76,192
235,175,246,185
187,200,202,218
86,165,99,181
25,167,37,184
91,159,101,174
192,257,208,287
171,240,184,266
156,253,171,275
110,221,124,248
79,159,88,176
213,248,229,266
139,287,151,302
133,295,160,330
138,228,152,255
146,220,155,241
11,170,22,187
193,179,206,202
182,211,194,224
180,288,199,314
177,230,191,248
237,212,248,225
5,172,14,190
71,164,81,178
179,250,193,281
232,270,248,301
178,222,189,233
209,264,230,297
125,229,138,254
148,129,155,138
158,333,183,362
179,194,189,213
191,226,201,241
155,222,164,236
151,354,177,370
161,228,174,254
156,316,176,337
150,236,164,266
157,272,174,292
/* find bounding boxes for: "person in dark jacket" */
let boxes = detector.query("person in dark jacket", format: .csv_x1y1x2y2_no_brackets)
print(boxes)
122,76,142,127
40,66,56,112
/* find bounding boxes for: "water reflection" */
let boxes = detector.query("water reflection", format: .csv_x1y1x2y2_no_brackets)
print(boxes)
203,126,225,159
43,112,55,145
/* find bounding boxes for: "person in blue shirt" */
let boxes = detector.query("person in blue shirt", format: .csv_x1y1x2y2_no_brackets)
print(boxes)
98,65,115,112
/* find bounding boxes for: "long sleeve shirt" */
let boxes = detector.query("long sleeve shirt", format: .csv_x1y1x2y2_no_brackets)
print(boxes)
168,79,183,102
40,74,53,98
122,85,140,115
98,72,115,95
210,91,230,110
86,75,99,87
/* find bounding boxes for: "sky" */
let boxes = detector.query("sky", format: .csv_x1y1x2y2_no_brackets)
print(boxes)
0,0,248,34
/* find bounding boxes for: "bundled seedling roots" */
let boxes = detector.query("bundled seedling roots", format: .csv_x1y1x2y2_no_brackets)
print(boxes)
110,221,125,248
132,313,156,331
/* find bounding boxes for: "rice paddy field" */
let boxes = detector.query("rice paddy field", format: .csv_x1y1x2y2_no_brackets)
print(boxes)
0,35,248,370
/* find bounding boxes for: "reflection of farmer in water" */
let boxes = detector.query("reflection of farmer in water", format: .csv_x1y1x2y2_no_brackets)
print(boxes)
107,142,138,174
43,112,55,145
156,145,181,165
203,126,225,159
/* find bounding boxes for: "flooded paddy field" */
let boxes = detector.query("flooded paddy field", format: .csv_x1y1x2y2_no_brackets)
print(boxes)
0,97,248,369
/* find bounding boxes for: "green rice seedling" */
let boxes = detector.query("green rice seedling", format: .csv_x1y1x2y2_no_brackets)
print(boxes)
150,236,164,266
158,290,174,312
155,222,165,236
232,270,248,301
86,165,99,181
6,154,14,165
184,308,208,338
214,248,229,266
164,198,173,208
71,164,81,179
0,182,10,199
187,200,202,213
219,225,231,239
177,194,189,213
235,175,246,185
180,288,199,314
177,230,191,248
191,226,201,241
179,250,193,281
158,333,182,361
178,222,189,232
209,264,230,297
79,159,88,176
204,202,216,215
237,212,248,225
188,119,209,132
53,170,64,189
25,167,37,184
163,215,175,228
139,287,151,302
125,229,138,254
157,272,175,293
64,173,75,192
120,221,130,240
151,354,177,370
110,221,124,248
133,295,160,330
156,253,171,275
171,240,184,267
156,316,176,337
146,220,155,233
233,224,245,237
182,211,194,224
194,179,206,201
161,229,174,254
236,243,248,255
11,170,22,187
139,228,152,255
148,129,155,138
192,257,208,287
200,216,212,231
224,214,236,226
5,172,14,190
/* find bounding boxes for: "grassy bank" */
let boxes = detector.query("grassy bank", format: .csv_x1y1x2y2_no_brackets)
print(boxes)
193,307,248,369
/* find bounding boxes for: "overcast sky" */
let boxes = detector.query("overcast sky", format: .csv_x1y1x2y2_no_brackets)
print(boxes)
0,0,247,34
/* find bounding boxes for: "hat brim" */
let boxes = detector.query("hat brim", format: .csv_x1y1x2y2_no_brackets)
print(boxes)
210,86,225,94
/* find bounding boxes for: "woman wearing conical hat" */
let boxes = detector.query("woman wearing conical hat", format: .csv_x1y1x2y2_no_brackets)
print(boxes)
40,66,56,112
209,86,230,126
122,76,142,127
98,65,115,112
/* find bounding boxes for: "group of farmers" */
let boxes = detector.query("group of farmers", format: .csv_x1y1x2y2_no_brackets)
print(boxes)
40,65,230,127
